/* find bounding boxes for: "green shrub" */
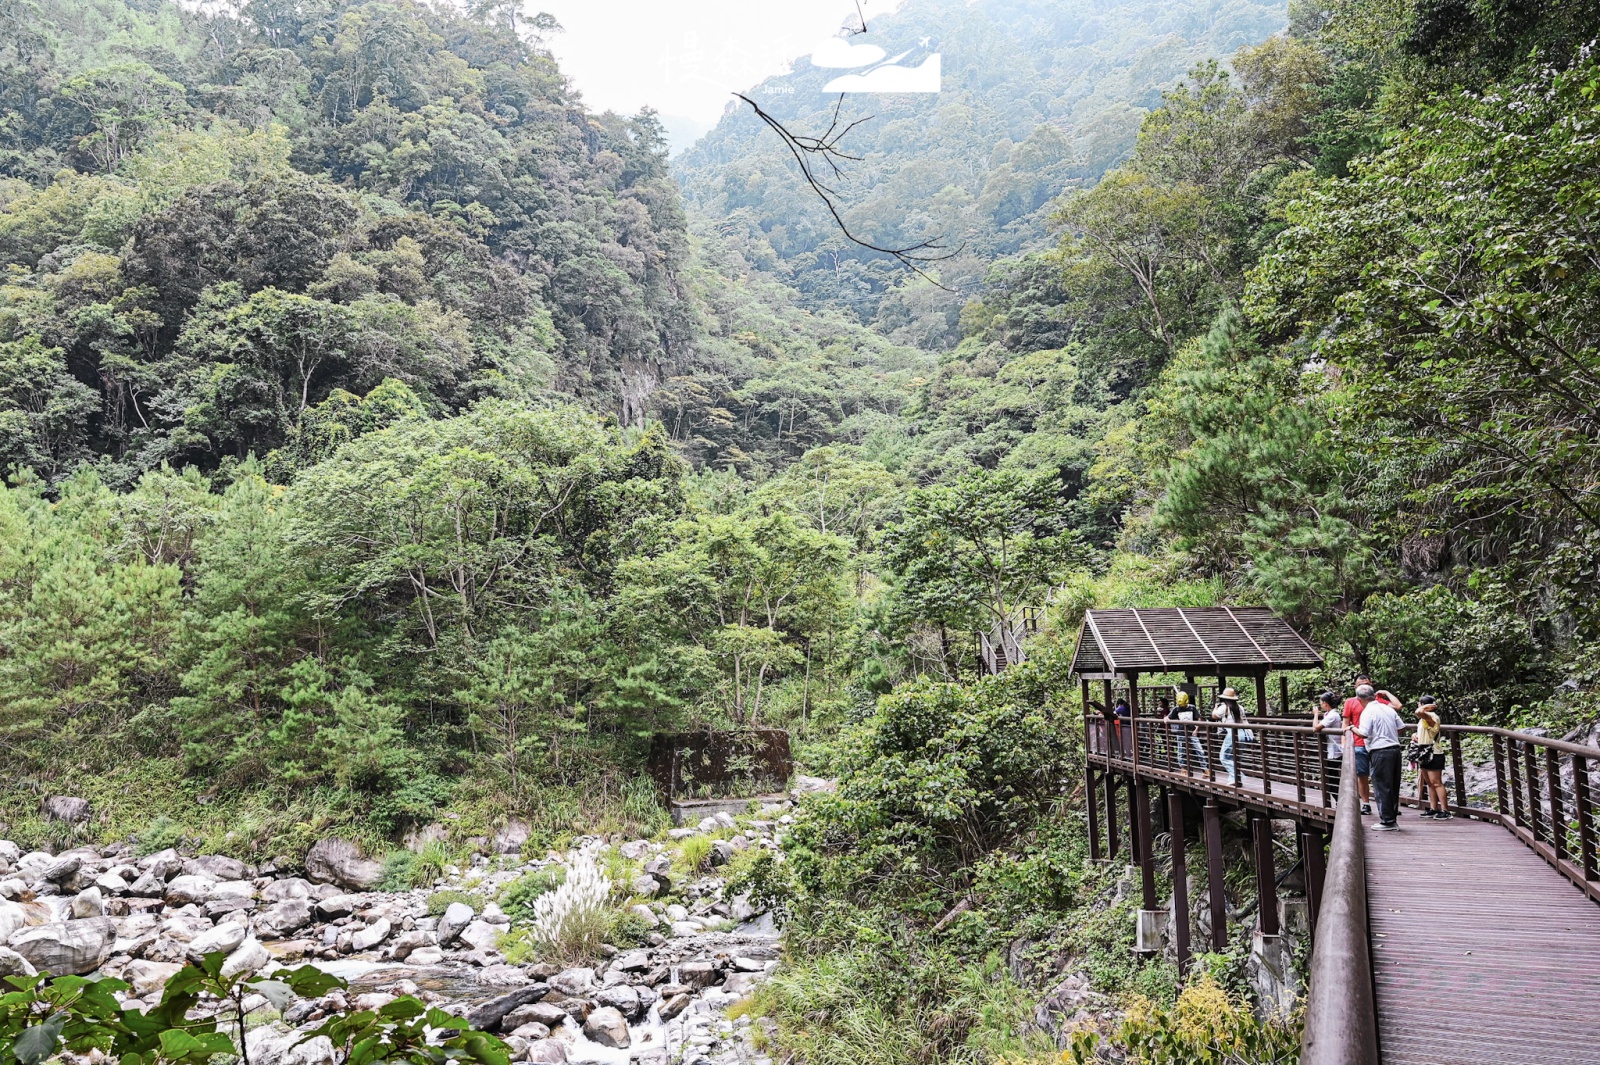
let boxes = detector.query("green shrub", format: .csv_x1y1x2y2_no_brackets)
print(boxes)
425,890,480,916
675,835,714,878
498,865,564,924
606,908,654,948
135,816,186,857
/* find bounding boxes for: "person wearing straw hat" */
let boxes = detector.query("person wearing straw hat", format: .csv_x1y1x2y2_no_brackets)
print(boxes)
1212,687,1247,776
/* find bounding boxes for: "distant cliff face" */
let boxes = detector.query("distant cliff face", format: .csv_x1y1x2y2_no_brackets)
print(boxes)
673,0,1287,344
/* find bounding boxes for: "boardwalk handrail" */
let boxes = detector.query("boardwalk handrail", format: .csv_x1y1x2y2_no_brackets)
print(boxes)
1439,723,1600,903
1300,737,1379,1064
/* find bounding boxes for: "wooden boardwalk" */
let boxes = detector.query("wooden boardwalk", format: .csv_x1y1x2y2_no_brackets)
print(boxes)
1366,812,1600,1065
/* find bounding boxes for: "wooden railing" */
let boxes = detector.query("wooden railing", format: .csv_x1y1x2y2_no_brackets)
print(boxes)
1085,713,1336,818
1438,725,1600,904
1300,741,1379,1064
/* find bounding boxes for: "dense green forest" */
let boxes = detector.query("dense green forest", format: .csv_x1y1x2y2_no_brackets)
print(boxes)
3,0,1600,1058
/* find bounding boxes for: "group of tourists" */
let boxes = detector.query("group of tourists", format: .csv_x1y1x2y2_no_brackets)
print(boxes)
1312,674,1450,831
1102,671,1454,831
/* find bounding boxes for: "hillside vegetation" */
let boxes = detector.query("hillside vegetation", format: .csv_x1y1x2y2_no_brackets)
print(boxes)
1,0,1599,1060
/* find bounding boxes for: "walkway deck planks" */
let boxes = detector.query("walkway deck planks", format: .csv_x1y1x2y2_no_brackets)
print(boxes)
1365,813,1600,1065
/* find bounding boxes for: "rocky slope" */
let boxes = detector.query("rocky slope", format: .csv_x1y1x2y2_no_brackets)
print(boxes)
0,806,794,1065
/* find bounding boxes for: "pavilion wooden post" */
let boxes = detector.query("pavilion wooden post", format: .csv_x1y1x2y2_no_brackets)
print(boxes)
1252,812,1280,937
1279,673,1291,718
1254,673,1269,721
1204,799,1228,951
1169,790,1192,976
1083,679,1101,861
1135,780,1158,911
1105,772,1120,860
1103,679,1116,757
1300,822,1326,936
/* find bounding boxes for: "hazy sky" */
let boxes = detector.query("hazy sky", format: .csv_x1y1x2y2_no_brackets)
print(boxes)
537,0,909,125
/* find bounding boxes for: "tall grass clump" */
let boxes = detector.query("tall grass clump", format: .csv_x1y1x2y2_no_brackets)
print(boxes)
527,851,613,962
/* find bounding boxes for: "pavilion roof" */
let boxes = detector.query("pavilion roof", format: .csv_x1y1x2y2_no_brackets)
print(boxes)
1069,607,1323,678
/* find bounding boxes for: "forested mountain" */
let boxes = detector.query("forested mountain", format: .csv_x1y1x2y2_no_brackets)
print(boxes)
0,0,697,483
675,0,1287,346
3,0,1600,1058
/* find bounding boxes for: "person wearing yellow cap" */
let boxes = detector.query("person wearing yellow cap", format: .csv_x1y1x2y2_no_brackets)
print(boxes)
1170,690,1206,769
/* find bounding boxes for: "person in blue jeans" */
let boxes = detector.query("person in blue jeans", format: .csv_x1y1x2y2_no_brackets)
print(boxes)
1212,687,1246,777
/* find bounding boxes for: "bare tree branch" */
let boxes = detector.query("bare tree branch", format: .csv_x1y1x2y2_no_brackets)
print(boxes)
734,91,961,288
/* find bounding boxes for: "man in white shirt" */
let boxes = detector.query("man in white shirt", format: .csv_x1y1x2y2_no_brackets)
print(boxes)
1353,685,1404,830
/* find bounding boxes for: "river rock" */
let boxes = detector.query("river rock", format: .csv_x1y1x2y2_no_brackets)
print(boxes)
10,917,115,975
508,1021,551,1041
163,875,216,907
631,874,663,898
437,901,474,945
723,971,763,996
405,947,444,965
126,959,182,995
476,963,530,987
613,948,650,972
390,929,433,960
494,820,530,854
519,1002,570,1028
257,898,314,938
595,983,643,1021
261,878,312,902
303,839,383,890
548,967,596,996
657,993,691,1021
456,919,499,952
187,921,248,960
42,796,91,823
220,936,270,978
0,900,28,940
524,1040,567,1064
350,918,391,951
465,984,550,1031
582,1006,630,1049
677,959,720,988
0,841,19,865
68,887,105,918
314,893,359,919
189,855,253,881
0,946,37,978
94,871,128,894
138,849,185,881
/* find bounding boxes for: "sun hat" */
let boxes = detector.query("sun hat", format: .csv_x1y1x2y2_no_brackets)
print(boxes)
1220,687,1240,700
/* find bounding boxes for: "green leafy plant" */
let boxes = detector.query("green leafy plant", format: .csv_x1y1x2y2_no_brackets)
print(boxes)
424,890,480,917
497,866,564,924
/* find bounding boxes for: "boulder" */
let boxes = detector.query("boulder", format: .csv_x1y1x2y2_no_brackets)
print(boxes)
94,871,129,895
613,948,650,973
163,875,216,907
260,878,312,903
595,983,643,1021
710,840,735,867
42,796,91,824
628,904,658,928
38,854,82,884
303,839,383,891
126,959,182,996
723,971,763,996
0,900,28,941
125,873,166,898
219,936,270,978
455,919,500,952
437,902,474,946
0,841,19,865
630,874,663,898
676,959,720,989
257,898,314,939
464,984,550,1032
548,967,596,996
314,894,359,920
508,1021,550,1041
69,887,105,918
10,917,115,975
350,918,391,952
404,947,444,966
0,946,37,979
494,820,530,855
582,1006,630,1049
389,929,433,960
517,1002,570,1028
475,963,529,987
524,1040,567,1064
657,993,691,1021
137,850,185,881
186,922,248,961
189,855,253,881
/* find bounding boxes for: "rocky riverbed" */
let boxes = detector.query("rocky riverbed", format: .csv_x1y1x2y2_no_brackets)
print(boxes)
0,802,800,1065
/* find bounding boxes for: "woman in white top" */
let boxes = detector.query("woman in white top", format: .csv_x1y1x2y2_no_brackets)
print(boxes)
1213,687,1246,777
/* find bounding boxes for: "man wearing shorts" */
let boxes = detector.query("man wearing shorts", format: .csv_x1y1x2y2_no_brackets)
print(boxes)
1343,675,1374,814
